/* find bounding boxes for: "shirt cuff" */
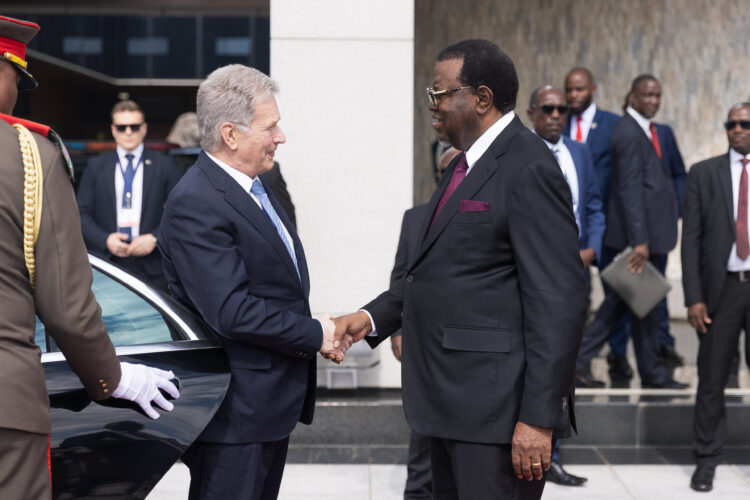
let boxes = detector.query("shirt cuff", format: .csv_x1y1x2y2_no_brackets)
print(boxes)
359,309,377,337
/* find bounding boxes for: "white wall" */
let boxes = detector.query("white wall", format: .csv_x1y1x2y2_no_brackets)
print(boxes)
270,0,415,387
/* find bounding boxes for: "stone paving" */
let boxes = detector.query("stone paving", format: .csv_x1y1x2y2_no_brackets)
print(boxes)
149,461,750,499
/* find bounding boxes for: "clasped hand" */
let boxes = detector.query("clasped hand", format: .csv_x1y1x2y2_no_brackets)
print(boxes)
315,311,373,364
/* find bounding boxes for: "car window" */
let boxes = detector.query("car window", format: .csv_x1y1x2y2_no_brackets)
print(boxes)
35,268,176,351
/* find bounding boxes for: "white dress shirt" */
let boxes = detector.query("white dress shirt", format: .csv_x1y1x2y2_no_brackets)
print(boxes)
206,151,296,262
570,102,597,143
727,148,750,271
626,106,653,139
115,143,145,238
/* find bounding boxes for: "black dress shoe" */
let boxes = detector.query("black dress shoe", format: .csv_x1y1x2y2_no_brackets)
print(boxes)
642,377,688,389
576,368,605,388
690,463,716,492
660,343,684,369
607,352,633,380
547,461,587,486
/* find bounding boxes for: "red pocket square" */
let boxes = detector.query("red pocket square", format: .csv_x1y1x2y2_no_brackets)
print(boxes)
459,200,489,212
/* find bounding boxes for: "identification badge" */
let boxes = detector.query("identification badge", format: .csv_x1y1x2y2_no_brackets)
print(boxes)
119,207,139,233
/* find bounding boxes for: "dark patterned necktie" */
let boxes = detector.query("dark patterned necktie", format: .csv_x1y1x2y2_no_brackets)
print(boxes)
737,158,749,260
429,153,468,231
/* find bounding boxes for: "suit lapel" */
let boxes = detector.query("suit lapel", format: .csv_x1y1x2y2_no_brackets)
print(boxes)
718,154,734,232
264,177,309,292
200,155,303,287
141,150,155,225
586,109,601,147
104,151,118,217
414,116,522,263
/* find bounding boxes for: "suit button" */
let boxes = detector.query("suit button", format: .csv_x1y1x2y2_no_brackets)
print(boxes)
406,274,414,283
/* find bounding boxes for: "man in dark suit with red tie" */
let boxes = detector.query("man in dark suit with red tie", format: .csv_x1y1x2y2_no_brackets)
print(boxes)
77,100,182,290
563,67,620,209
576,75,686,389
333,39,587,500
682,102,750,492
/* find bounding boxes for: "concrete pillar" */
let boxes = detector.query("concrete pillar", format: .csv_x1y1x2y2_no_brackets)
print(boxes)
270,0,414,387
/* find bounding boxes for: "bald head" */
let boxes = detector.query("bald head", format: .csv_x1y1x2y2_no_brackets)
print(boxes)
527,86,567,144
564,67,596,116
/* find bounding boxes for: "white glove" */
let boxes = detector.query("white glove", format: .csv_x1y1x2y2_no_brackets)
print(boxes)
111,362,180,419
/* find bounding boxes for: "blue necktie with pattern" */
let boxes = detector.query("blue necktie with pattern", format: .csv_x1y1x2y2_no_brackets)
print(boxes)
250,179,300,280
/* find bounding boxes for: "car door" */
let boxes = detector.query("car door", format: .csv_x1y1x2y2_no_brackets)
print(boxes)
39,255,230,499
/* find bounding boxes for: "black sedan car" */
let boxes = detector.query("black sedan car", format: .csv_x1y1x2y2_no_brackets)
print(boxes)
36,255,230,499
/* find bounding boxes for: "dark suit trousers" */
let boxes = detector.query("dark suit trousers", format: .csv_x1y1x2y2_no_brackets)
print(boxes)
183,437,289,500
430,437,546,500
577,250,668,383
405,430,432,499
694,274,750,464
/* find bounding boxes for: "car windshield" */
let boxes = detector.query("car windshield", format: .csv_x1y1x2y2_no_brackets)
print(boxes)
35,268,175,352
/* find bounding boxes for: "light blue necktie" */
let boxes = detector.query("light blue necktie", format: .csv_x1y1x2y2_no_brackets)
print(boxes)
250,179,300,280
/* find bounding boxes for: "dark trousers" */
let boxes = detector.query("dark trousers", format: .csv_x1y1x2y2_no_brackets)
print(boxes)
577,250,668,383
0,428,50,500
694,275,750,465
430,437,546,500
405,431,432,499
183,437,289,500
609,253,673,356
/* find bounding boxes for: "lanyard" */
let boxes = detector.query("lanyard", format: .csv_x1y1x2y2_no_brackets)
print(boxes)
117,153,143,209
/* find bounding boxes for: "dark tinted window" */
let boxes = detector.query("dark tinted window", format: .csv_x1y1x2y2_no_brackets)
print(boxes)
35,268,174,350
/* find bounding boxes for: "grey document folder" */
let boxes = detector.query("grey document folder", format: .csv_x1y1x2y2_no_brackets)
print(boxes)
599,246,672,319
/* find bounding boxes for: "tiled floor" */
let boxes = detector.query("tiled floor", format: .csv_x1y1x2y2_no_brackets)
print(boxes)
149,461,750,499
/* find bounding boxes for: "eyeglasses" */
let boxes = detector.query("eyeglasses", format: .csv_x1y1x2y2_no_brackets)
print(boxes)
724,120,750,131
113,123,144,133
536,105,569,115
426,86,472,106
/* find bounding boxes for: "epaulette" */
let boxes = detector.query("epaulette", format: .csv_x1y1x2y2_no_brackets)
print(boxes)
0,113,75,181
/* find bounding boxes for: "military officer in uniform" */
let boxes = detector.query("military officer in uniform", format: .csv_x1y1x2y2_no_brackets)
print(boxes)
0,15,179,500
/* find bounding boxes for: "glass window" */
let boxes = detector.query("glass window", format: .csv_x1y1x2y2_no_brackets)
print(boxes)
35,268,176,350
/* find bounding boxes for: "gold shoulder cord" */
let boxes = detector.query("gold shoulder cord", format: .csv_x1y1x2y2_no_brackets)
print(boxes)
13,123,43,290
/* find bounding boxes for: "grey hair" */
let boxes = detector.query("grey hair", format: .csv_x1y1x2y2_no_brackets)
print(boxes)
197,64,278,152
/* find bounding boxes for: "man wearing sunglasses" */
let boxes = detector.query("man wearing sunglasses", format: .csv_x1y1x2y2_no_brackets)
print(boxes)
528,85,605,488
682,102,750,493
333,39,587,500
77,100,182,290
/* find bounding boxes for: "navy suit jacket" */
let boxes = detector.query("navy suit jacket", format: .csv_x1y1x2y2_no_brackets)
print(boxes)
159,152,321,443
562,137,606,262
604,114,679,254
654,122,687,216
564,107,620,208
77,149,182,282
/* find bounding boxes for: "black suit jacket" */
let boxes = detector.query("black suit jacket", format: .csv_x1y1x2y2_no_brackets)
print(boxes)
364,116,587,444
77,149,182,280
681,153,736,315
160,152,320,443
604,114,679,254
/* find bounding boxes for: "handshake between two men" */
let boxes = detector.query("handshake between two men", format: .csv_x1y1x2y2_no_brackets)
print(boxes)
315,311,373,363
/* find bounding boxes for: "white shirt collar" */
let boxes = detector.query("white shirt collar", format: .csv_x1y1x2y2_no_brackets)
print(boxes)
205,151,258,193
730,148,750,166
464,111,516,170
116,143,144,165
626,106,652,137
580,102,597,124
